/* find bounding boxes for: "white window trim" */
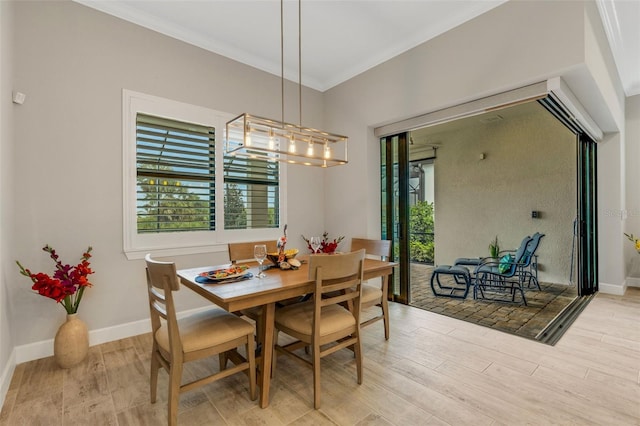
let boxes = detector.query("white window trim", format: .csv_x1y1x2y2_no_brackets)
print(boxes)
122,89,287,260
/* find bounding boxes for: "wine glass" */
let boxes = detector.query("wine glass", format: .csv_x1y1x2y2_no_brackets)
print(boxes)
254,244,267,278
309,236,322,254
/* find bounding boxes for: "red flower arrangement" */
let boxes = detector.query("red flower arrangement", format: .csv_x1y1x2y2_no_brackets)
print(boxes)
301,232,345,254
16,245,94,314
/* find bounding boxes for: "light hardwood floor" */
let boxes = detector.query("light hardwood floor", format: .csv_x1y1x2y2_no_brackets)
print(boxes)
2,288,639,425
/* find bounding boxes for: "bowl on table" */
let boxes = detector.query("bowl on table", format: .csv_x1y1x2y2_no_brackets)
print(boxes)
266,248,298,265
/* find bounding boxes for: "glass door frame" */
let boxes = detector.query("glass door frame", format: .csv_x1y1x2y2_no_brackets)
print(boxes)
380,97,599,304
577,133,598,295
381,133,410,304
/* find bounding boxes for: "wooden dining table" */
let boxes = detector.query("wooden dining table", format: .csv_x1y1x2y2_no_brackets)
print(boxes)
176,255,396,408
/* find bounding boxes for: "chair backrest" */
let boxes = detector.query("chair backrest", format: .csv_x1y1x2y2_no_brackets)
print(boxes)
144,254,181,354
308,249,366,325
501,235,532,276
228,240,278,264
350,238,391,261
513,236,532,262
521,232,545,266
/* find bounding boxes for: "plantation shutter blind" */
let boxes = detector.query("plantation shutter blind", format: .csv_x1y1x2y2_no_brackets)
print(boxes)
136,113,215,233
223,156,279,230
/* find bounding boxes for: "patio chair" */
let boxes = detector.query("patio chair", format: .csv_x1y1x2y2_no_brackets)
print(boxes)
473,235,532,305
518,232,545,290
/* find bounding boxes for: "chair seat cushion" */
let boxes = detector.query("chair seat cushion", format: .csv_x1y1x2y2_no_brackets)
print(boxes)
275,301,355,337
453,257,482,267
361,284,382,304
433,265,470,276
156,309,254,354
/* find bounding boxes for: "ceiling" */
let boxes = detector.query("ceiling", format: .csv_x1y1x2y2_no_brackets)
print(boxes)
75,0,638,95
408,99,548,154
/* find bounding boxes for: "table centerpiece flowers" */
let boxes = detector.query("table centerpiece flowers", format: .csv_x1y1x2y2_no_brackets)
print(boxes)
301,232,345,254
267,225,300,270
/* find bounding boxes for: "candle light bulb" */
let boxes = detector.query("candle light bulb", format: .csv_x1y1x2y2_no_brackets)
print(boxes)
324,145,331,159
307,142,314,156
289,135,296,153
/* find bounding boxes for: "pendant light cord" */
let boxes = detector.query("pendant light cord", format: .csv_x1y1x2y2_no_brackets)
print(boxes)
280,0,284,127
298,0,302,129
280,0,303,129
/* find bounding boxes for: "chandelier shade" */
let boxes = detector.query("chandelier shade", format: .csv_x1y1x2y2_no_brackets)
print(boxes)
225,113,348,167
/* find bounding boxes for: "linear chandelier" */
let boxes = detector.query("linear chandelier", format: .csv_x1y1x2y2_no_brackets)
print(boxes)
225,0,348,167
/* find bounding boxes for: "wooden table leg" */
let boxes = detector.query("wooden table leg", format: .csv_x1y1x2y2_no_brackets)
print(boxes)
259,302,275,408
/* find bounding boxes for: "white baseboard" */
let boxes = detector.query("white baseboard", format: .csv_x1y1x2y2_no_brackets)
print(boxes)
2,305,212,411
599,281,626,296
14,305,211,364
625,277,640,288
0,349,16,414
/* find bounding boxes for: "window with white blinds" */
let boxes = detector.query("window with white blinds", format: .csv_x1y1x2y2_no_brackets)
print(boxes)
136,114,215,233
224,156,279,230
123,90,287,259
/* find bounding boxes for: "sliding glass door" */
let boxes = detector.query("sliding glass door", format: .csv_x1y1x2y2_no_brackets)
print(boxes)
380,133,410,303
538,95,598,295
577,133,598,295
380,96,599,304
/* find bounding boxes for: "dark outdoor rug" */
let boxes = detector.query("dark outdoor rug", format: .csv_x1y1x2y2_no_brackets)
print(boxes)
409,263,582,344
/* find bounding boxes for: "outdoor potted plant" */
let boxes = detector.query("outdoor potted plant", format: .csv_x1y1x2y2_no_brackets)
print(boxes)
489,236,500,259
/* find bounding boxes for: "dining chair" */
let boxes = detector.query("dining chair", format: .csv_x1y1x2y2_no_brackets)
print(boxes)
273,249,366,409
144,254,256,426
350,238,392,339
228,240,278,264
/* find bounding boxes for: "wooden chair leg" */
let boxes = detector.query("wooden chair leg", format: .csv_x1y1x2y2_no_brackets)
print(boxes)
168,361,183,426
246,335,257,401
381,275,390,340
219,352,227,371
381,298,390,340
313,344,321,409
353,332,362,385
255,315,264,349
149,350,160,403
271,330,279,378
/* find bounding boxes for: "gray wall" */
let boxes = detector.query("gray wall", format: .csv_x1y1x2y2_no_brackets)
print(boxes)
8,1,326,348
625,94,640,279
322,0,627,292
1,0,16,392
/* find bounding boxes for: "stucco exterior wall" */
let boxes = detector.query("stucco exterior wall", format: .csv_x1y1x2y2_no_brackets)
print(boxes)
433,103,576,284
